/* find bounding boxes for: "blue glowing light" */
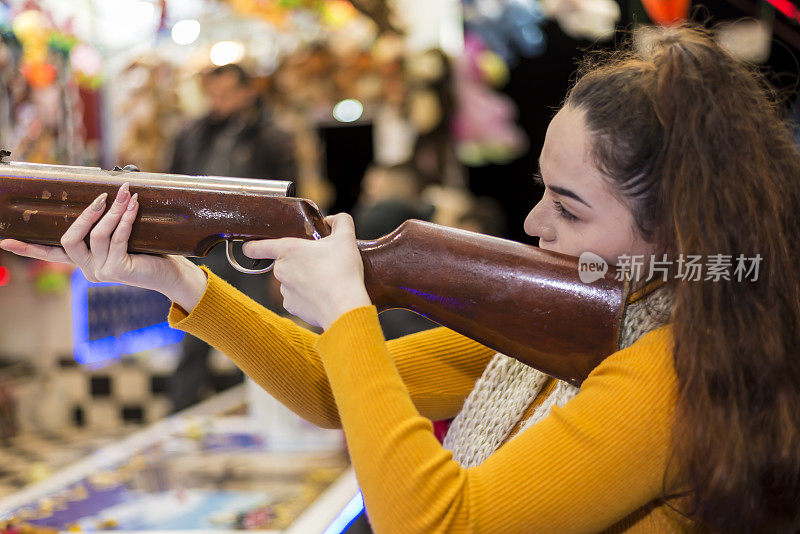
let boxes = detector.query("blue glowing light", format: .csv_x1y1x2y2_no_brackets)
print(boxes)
399,286,469,310
71,269,184,365
323,491,365,534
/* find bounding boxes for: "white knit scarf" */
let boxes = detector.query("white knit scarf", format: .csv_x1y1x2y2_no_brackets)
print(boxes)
443,284,673,468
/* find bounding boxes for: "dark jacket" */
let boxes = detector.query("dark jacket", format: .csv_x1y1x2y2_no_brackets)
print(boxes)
169,104,296,181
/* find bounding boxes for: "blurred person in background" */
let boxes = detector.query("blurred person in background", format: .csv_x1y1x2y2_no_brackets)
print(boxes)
353,162,436,339
167,63,296,412
455,196,507,237
168,63,295,180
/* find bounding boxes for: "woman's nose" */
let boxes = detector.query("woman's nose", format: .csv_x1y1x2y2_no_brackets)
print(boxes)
524,201,556,242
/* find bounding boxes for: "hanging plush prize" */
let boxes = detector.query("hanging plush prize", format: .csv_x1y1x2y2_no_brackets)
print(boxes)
641,0,690,26
12,10,56,88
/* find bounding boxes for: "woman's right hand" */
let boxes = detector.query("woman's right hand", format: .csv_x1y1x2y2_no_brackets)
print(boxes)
0,183,208,312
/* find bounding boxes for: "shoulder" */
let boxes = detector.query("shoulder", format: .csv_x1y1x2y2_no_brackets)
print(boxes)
580,324,677,411
487,323,681,512
593,324,673,377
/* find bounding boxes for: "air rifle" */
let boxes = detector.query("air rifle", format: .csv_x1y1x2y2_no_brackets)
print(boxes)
0,151,627,385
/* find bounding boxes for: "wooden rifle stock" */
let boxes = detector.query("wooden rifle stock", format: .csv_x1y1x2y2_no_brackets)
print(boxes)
360,221,625,385
0,157,626,384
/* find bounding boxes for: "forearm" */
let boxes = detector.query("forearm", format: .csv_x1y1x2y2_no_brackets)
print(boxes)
169,267,341,428
167,268,494,427
319,307,472,532
159,256,209,313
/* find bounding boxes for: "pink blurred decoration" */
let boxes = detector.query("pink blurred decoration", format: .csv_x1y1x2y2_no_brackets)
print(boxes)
450,33,528,166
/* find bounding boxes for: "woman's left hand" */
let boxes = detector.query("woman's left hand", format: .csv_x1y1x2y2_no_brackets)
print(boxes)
241,213,371,330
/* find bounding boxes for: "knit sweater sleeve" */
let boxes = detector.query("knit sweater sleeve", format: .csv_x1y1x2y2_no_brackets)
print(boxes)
167,268,495,428
317,306,679,533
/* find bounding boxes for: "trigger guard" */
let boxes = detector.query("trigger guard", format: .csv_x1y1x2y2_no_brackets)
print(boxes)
225,240,275,274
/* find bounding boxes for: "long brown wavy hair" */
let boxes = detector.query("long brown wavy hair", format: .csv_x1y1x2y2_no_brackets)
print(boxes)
565,24,800,532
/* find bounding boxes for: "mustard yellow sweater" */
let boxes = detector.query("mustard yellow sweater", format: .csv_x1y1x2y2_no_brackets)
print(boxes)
168,269,693,533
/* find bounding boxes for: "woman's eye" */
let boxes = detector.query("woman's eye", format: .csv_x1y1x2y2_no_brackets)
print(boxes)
553,200,578,222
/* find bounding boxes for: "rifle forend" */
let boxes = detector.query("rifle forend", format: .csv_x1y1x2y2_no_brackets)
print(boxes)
0,159,328,257
0,156,626,384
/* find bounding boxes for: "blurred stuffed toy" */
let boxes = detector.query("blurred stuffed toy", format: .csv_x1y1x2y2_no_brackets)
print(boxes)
451,33,527,167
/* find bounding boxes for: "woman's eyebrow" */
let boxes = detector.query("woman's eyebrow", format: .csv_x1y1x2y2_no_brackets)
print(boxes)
538,158,592,208
550,185,592,208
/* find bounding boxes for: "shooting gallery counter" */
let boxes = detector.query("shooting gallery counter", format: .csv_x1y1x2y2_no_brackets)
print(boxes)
0,385,360,533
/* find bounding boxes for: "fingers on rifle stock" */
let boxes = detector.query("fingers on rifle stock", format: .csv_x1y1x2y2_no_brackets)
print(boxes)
108,194,138,261
89,184,131,265
61,191,109,267
0,186,137,269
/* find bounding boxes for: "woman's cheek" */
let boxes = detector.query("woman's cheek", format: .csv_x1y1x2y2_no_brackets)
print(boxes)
549,225,582,257
557,226,600,259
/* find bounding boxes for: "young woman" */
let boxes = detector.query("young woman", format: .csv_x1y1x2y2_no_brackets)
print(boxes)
3,24,799,532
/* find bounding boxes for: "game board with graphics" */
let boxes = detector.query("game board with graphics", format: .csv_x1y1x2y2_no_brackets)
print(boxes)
0,388,359,533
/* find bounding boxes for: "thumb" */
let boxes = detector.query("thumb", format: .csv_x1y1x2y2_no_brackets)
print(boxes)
325,213,356,237
241,237,294,259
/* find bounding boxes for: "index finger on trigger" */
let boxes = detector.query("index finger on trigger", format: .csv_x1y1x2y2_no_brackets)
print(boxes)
241,238,293,260
325,213,355,236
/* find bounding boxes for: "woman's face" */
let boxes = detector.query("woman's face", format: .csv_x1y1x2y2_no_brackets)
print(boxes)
524,106,657,269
